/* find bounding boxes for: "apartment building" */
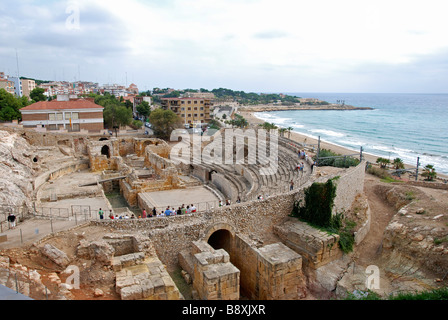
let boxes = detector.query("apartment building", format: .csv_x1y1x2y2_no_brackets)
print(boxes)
20,97,104,132
9,77,22,97
0,79,15,95
161,97,212,125
21,79,36,98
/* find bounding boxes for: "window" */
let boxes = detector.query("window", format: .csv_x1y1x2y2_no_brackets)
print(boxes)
69,123,80,132
194,114,198,117
187,107,191,111
72,113,79,120
188,101,191,104
188,114,192,117
200,107,204,110
194,107,198,110
181,107,185,111
56,113,63,121
181,114,185,117
181,101,185,104
48,114,55,121
200,113,204,117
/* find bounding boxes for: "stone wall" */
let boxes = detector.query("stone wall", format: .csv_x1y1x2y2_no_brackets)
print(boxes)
332,161,366,215
274,218,342,269
188,241,240,300
95,161,366,271
0,126,91,155
179,237,303,300
33,159,89,191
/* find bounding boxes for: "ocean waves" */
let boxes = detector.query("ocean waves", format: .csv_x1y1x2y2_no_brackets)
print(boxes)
252,93,448,175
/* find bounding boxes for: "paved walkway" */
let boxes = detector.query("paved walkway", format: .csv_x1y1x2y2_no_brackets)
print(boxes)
0,217,87,250
0,284,33,300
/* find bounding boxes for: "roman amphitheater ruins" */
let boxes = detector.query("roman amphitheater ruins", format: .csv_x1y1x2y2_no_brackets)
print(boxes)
0,125,446,300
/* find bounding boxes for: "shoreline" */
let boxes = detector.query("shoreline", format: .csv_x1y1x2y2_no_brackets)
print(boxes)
238,110,448,180
236,103,373,112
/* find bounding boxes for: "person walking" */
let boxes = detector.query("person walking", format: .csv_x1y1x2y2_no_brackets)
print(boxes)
290,180,294,191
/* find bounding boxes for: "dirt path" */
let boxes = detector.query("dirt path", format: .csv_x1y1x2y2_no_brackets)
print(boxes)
354,174,397,267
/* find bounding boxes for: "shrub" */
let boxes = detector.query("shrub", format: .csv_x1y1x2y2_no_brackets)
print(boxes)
130,119,143,130
291,179,355,253
315,149,359,168
292,179,337,228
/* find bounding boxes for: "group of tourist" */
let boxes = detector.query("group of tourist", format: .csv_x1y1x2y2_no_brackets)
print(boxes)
218,199,236,207
296,162,305,175
98,204,201,220
156,204,197,217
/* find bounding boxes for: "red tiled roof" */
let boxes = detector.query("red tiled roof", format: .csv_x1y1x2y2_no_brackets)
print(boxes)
20,99,103,111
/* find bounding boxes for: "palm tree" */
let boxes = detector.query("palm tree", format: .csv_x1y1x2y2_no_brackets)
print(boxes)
278,127,287,137
393,158,405,170
287,126,293,139
376,157,390,169
422,164,436,181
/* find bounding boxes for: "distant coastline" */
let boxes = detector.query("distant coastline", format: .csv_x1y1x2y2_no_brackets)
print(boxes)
236,103,373,112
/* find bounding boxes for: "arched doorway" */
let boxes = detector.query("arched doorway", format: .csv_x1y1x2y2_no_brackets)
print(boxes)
207,229,232,254
101,145,110,158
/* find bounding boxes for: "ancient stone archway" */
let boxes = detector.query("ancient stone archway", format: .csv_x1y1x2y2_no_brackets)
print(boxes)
204,223,236,244
101,145,110,158
204,223,237,262
208,229,232,253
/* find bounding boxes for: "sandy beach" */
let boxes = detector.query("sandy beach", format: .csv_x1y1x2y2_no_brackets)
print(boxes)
238,110,448,180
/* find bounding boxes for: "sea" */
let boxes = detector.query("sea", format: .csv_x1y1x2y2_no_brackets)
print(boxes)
254,93,448,175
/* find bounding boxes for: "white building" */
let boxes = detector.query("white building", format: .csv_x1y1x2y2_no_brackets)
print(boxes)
9,77,22,97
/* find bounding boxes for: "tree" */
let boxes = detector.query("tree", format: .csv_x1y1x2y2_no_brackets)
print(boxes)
287,126,293,139
0,88,26,121
124,100,133,109
392,158,405,170
136,101,151,118
103,103,132,129
421,164,436,181
376,157,390,169
0,106,20,121
29,87,46,102
278,127,287,137
260,122,277,132
148,108,181,139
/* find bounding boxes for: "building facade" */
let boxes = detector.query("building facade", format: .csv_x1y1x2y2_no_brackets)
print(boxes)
161,97,212,125
20,98,104,132
0,79,15,95
21,79,36,98
9,77,22,97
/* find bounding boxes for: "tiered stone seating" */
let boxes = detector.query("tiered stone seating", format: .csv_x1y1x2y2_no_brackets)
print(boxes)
190,132,314,203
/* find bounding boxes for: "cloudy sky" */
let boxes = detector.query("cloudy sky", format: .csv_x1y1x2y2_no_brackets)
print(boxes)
1,0,448,93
